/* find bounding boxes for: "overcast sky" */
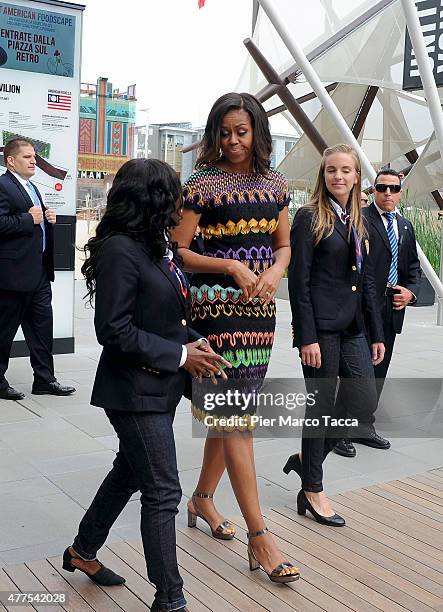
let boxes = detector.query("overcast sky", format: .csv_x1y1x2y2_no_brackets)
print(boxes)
81,0,255,128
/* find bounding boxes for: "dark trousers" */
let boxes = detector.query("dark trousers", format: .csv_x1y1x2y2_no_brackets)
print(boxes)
0,267,55,389
301,332,377,492
72,409,186,612
374,297,397,400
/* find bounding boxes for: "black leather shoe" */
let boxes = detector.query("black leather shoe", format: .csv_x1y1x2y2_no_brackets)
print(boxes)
333,438,356,458
354,431,390,449
283,453,302,478
0,386,25,401
151,604,189,612
297,490,345,526
32,381,76,396
62,547,125,586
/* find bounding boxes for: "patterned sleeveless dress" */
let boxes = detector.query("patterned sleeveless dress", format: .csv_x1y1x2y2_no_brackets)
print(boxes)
182,167,290,429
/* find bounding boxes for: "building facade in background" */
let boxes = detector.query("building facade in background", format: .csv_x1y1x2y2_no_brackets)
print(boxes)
270,133,298,169
77,77,136,214
134,123,298,182
134,122,199,181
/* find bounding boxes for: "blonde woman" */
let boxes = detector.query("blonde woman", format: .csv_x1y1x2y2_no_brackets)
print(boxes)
285,144,385,525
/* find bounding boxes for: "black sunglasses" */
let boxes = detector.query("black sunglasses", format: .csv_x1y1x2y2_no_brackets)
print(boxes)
375,183,401,194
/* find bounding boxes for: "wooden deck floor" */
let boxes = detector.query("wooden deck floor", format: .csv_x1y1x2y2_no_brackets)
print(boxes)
1,469,443,612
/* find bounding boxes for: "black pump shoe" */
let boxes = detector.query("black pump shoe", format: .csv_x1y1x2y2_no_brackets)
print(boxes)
283,453,302,478
62,547,125,586
297,490,345,527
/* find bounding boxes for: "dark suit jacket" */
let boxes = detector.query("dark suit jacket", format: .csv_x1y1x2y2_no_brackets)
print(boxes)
363,203,421,334
0,169,54,292
90,234,201,413
288,206,384,348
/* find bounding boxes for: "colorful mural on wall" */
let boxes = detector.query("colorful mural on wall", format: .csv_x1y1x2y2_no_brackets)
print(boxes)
78,77,136,175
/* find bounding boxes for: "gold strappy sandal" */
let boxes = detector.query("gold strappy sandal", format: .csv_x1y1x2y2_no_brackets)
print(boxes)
187,492,236,540
247,527,300,583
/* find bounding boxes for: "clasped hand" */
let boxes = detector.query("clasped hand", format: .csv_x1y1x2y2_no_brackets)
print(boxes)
392,285,413,310
229,260,284,304
45,209,57,224
29,207,56,225
182,339,232,382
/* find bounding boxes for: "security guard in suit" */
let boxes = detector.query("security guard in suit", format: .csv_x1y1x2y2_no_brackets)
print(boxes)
334,168,421,457
0,137,75,400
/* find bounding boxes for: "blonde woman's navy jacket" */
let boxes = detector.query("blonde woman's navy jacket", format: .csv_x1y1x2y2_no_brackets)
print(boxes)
288,206,384,348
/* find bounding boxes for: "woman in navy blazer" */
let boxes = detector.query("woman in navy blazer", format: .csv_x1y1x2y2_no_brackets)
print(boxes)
285,144,385,526
62,159,228,612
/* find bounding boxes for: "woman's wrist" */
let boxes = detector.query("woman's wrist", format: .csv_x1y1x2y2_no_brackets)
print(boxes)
270,262,286,275
225,259,239,276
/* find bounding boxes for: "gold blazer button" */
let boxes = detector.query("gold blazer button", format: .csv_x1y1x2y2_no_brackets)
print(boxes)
181,319,187,326
351,285,357,292
352,265,357,271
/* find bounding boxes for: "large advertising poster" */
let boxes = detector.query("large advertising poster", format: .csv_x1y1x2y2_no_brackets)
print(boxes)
0,0,82,215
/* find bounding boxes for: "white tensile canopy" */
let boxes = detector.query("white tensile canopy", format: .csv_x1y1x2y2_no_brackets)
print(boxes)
237,0,442,203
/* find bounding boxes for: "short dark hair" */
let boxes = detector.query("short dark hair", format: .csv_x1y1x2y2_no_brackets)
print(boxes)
3,137,34,161
375,168,402,184
196,92,272,176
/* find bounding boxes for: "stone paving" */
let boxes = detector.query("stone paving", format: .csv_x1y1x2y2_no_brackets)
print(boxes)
0,281,442,566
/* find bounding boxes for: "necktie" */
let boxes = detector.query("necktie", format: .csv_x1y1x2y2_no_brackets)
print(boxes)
340,210,350,225
26,181,46,252
169,260,188,299
383,212,398,285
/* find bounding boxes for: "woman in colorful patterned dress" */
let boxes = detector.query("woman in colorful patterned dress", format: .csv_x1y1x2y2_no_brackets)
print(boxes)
172,93,299,582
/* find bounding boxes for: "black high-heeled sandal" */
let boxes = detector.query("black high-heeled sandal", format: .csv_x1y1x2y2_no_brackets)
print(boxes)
297,490,345,526
283,453,302,478
187,492,236,540
62,547,126,585
247,527,300,583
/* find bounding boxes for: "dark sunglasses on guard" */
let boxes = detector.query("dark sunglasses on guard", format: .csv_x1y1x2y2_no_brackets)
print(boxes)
375,183,401,194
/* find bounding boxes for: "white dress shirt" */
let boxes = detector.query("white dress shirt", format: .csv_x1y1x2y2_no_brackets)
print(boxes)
10,170,46,252
374,202,399,240
10,170,38,201
373,202,417,301
329,198,347,224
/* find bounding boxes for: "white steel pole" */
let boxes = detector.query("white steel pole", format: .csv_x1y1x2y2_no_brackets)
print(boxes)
257,0,376,183
401,0,443,324
401,0,443,163
439,214,443,324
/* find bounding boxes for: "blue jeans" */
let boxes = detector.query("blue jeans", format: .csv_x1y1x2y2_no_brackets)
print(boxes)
301,332,377,492
72,409,186,611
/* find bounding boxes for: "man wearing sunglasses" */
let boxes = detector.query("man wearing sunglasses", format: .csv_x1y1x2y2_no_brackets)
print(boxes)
334,168,421,458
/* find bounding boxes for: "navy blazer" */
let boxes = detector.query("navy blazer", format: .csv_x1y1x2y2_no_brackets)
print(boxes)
91,234,201,413
288,206,384,348
364,203,421,334
0,169,54,291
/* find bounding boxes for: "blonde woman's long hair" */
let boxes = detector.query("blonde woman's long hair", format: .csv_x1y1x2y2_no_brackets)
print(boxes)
307,144,365,245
